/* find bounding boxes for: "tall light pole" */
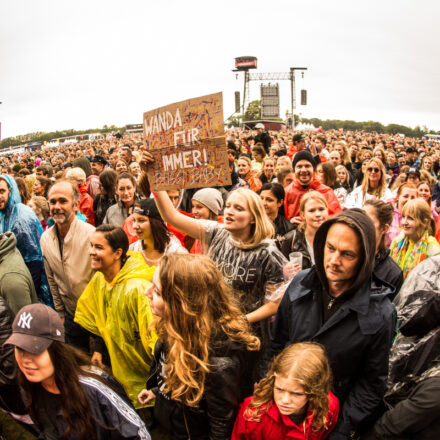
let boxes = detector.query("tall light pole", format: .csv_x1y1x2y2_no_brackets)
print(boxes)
290,68,307,129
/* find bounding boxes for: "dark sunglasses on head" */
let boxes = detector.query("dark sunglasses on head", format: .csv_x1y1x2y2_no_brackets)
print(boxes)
367,167,380,173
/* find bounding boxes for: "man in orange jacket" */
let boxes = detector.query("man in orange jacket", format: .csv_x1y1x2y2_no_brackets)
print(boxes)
284,151,342,220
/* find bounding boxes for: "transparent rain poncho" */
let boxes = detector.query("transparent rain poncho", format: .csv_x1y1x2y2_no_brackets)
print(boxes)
74,256,157,408
0,175,44,263
385,255,440,406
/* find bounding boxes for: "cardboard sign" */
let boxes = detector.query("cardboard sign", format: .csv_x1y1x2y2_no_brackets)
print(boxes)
143,92,224,149
143,92,230,190
146,137,231,190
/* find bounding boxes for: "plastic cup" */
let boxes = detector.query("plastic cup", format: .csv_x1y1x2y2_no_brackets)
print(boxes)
289,252,303,268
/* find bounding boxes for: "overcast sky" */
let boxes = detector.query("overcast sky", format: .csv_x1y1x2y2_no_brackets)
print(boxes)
1,0,439,139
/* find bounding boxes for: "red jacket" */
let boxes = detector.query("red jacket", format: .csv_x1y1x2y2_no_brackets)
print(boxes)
232,393,339,440
284,176,342,220
78,184,95,225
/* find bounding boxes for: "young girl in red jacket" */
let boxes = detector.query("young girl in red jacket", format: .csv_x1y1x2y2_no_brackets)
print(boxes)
232,342,339,440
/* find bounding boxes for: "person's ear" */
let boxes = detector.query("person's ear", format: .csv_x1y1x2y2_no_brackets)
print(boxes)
114,248,123,260
382,224,390,234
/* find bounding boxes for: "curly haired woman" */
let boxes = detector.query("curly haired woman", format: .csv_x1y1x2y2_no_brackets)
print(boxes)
138,254,260,439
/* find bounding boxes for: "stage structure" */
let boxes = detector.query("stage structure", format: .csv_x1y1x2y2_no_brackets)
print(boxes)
232,57,307,128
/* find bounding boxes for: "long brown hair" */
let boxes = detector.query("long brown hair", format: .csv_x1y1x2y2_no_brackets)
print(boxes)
155,254,260,407
17,342,100,440
245,342,332,432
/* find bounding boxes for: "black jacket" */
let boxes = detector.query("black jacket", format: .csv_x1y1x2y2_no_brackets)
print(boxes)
0,295,15,389
264,209,397,439
278,227,313,265
365,377,440,440
147,339,249,440
0,295,24,418
29,373,150,439
266,269,396,439
374,249,403,300
93,194,117,227
254,131,272,154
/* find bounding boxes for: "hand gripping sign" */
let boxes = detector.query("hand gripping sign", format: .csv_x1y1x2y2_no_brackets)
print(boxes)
143,92,231,190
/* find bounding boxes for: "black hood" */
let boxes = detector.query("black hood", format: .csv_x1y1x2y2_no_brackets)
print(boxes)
313,208,376,297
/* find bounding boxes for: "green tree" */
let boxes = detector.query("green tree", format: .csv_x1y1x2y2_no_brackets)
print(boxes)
225,115,241,128
244,100,261,121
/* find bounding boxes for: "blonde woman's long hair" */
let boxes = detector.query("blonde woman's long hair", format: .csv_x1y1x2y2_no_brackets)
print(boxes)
334,141,351,165
228,188,275,248
361,158,387,199
245,342,332,432
155,254,260,407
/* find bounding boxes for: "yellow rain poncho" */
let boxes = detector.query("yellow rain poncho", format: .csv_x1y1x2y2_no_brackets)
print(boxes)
74,256,157,408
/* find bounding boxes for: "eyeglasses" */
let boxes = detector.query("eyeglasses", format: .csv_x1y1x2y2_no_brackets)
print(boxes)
367,167,380,173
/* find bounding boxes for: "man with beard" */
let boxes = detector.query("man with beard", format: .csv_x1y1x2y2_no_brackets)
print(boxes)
40,181,95,351
284,151,342,220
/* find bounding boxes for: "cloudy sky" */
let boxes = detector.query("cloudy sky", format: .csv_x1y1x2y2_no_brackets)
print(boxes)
1,0,439,139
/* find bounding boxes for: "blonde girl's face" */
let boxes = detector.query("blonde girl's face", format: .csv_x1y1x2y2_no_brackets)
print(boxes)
337,168,347,182
223,192,253,234
273,375,308,416
334,144,344,158
423,158,432,171
301,199,328,230
263,160,275,176
417,184,431,203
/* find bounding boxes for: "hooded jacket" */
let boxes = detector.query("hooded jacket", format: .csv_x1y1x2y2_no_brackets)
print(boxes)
284,176,342,220
265,209,396,439
74,256,157,409
0,232,37,315
78,183,95,225
0,175,44,263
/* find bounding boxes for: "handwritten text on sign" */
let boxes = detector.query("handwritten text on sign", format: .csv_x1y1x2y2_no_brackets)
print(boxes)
146,137,231,191
143,92,223,149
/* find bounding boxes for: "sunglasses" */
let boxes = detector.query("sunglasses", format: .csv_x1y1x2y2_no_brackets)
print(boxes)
367,167,380,173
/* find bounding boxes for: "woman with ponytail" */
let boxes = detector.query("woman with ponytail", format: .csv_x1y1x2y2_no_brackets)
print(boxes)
74,225,156,410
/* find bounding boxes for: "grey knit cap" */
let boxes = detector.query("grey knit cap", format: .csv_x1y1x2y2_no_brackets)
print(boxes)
192,188,224,215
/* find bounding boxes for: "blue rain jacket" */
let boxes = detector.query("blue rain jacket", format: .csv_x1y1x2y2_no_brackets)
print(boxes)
0,174,44,263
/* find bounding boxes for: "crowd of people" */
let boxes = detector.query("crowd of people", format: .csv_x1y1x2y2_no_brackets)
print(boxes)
0,125,439,439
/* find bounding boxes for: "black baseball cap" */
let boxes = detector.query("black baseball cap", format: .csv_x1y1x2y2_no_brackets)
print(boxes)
91,155,108,166
133,198,164,223
4,304,65,354
406,167,421,178
292,134,305,144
